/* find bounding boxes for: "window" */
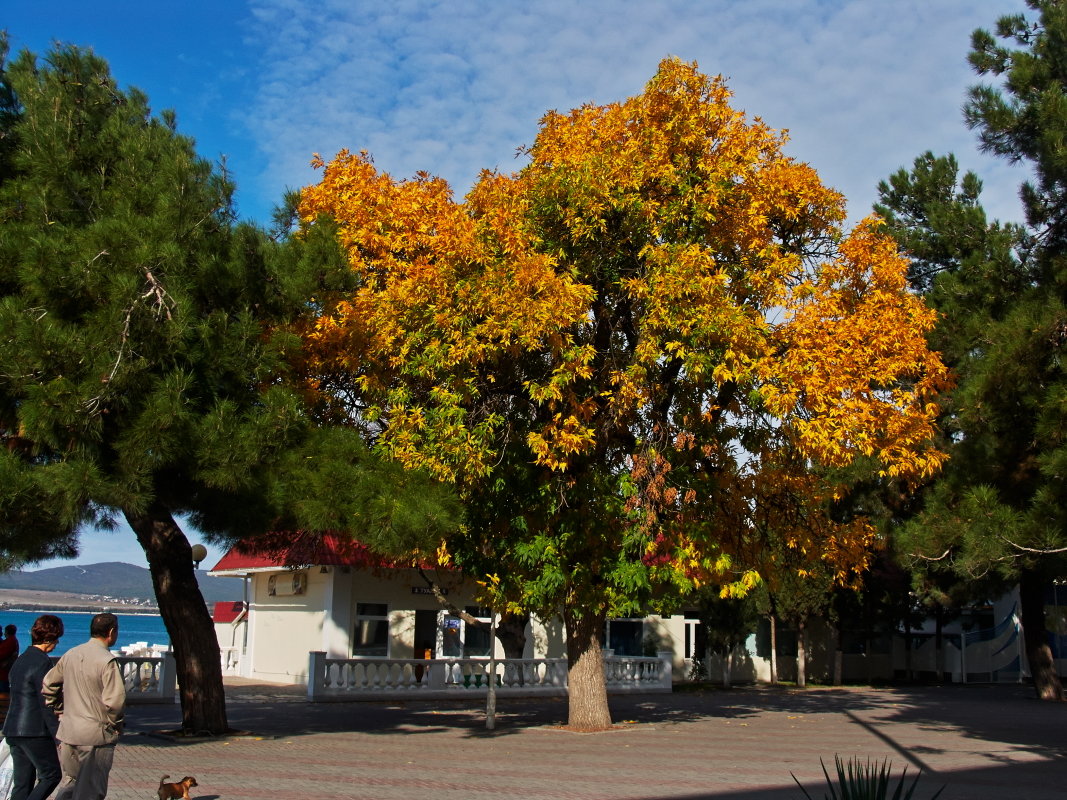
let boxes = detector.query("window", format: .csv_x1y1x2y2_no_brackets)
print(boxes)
441,614,463,657
683,613,706,660
605,619,645,656
463,607,492,658
353,603,389,656
439,608,494,658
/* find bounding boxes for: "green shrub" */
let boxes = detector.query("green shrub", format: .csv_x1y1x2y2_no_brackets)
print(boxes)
792,755,944,800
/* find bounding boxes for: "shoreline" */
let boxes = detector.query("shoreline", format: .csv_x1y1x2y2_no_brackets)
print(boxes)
0,589,158,615
0,605,161,616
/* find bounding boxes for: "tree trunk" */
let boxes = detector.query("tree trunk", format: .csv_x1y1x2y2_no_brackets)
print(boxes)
904,615,913,681
769,614,779,685
495,611,529,659
863,591,873,685
797,618,807,688
1020,569,1064,702
832,622,843,686
563,607,612,731
721,648,732,689
934,607,944,683
125,504,230,734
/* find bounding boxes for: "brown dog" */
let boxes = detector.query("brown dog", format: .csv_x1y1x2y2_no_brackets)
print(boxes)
158,774,198,800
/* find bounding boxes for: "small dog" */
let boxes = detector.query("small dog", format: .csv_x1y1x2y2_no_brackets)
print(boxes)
157,774,198,800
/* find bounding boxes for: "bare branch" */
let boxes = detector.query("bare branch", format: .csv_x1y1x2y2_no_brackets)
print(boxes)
1000,536,1067,555
84,266,177,413
416,567,484,626
909,548,952,562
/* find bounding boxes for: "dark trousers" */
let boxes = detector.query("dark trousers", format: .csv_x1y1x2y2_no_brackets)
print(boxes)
6,735,62,800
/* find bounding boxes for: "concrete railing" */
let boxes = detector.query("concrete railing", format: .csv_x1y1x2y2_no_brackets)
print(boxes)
115,653,177,704
219,646,242,676
307,651,672,702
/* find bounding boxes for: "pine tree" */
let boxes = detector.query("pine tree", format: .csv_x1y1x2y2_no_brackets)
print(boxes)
876,25,1067,700
0,41,459,733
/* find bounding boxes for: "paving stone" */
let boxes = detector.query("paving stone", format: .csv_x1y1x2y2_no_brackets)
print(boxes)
55,683,1067,799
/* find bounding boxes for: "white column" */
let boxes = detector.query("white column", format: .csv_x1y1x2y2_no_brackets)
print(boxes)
320,568,354,658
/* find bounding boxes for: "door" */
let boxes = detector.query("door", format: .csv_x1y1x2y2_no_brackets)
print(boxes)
414,609,437,659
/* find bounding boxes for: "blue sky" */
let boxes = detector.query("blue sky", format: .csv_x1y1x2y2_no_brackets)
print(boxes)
7,0,1031,568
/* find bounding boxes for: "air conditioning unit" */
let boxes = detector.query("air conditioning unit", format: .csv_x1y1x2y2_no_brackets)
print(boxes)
268,572,307,597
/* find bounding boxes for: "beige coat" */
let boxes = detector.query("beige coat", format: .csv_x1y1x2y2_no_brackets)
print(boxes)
42,638,126,746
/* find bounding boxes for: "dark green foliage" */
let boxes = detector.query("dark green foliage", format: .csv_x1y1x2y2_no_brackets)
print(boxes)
874,1,1067,700
697,590,759,658
0,41,453,559
0,41,460,732
793,756,944,800
0,42,297,541
966,1,1067,237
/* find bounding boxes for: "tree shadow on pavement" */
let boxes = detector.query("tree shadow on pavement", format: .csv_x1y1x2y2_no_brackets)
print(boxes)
125,682,1065,756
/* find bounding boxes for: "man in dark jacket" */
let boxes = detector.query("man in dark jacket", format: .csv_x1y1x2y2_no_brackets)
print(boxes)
2,615,64,800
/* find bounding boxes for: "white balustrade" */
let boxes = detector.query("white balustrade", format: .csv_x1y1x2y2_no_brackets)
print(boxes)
219,646,242,676
114,653,177,703
307,651,670,701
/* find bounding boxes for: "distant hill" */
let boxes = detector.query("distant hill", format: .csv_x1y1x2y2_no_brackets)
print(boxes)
0,562,243,607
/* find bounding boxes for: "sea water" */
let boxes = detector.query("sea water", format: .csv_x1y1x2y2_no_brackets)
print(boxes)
0,610,169,657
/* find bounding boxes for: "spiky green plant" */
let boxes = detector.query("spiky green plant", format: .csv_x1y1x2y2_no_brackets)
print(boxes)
792,755,945,800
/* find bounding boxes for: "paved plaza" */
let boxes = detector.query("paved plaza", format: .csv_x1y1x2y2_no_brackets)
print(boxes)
96,681,1065,800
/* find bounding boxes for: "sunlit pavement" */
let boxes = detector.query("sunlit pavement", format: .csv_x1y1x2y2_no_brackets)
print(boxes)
107,682,1064,800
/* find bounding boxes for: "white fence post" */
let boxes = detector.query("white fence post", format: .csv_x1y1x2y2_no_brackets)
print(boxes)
160,652,177,700
657,650,674,689
308,651,326,701
427,659,447,690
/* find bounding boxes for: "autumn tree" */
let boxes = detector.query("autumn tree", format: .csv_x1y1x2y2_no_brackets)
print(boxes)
0,42,458,734
873,0,1067,702
297,58,949,730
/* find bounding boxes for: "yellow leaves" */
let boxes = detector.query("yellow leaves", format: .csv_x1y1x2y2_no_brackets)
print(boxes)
435,541,452,567
527,412,597,471
294,57,949,598
719,570,763,599
759,217,951,485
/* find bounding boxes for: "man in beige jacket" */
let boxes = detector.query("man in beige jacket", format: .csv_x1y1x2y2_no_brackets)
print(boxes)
42,613,126,800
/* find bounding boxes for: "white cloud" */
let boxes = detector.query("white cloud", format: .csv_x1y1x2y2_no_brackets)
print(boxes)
241,0,1031,225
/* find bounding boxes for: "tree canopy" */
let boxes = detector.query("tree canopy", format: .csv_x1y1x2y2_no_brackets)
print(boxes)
0,40,459,733
297,58,949,729
875,0,1067,701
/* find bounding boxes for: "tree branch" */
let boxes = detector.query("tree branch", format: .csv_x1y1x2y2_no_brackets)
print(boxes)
1000,536,1067,555
416,567,484,626
909,548,953,562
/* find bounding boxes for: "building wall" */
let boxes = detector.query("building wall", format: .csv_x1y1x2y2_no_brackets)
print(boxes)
231,565,704,683
244,568,329,683
241,566,498,682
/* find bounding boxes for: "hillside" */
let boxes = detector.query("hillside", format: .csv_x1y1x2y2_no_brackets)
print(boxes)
0,562,243,608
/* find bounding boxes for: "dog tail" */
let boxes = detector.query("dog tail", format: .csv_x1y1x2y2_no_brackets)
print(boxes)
159,775,170,785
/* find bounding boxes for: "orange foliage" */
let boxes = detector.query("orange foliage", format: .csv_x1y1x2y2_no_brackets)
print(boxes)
294,58,949,597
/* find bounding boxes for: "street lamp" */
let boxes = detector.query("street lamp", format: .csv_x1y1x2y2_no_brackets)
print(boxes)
190,543,208,569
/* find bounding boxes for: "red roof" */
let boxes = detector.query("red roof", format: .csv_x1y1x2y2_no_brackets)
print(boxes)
208,531,405,574
212,601,246,623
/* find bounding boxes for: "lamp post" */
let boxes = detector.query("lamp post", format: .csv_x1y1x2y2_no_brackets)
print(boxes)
486,609,498,730
190,544,207,569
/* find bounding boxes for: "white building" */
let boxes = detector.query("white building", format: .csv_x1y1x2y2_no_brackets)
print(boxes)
207,533,1037,690
207,532,691,686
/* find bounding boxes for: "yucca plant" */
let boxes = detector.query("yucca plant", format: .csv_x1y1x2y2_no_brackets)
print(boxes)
792,755,945,800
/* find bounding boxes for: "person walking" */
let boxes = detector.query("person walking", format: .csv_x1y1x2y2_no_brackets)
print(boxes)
0,624,21,694
42,613,126,800
2,615,64,800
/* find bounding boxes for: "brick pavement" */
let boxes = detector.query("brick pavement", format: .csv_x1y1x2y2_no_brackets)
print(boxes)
63,683,1067,799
